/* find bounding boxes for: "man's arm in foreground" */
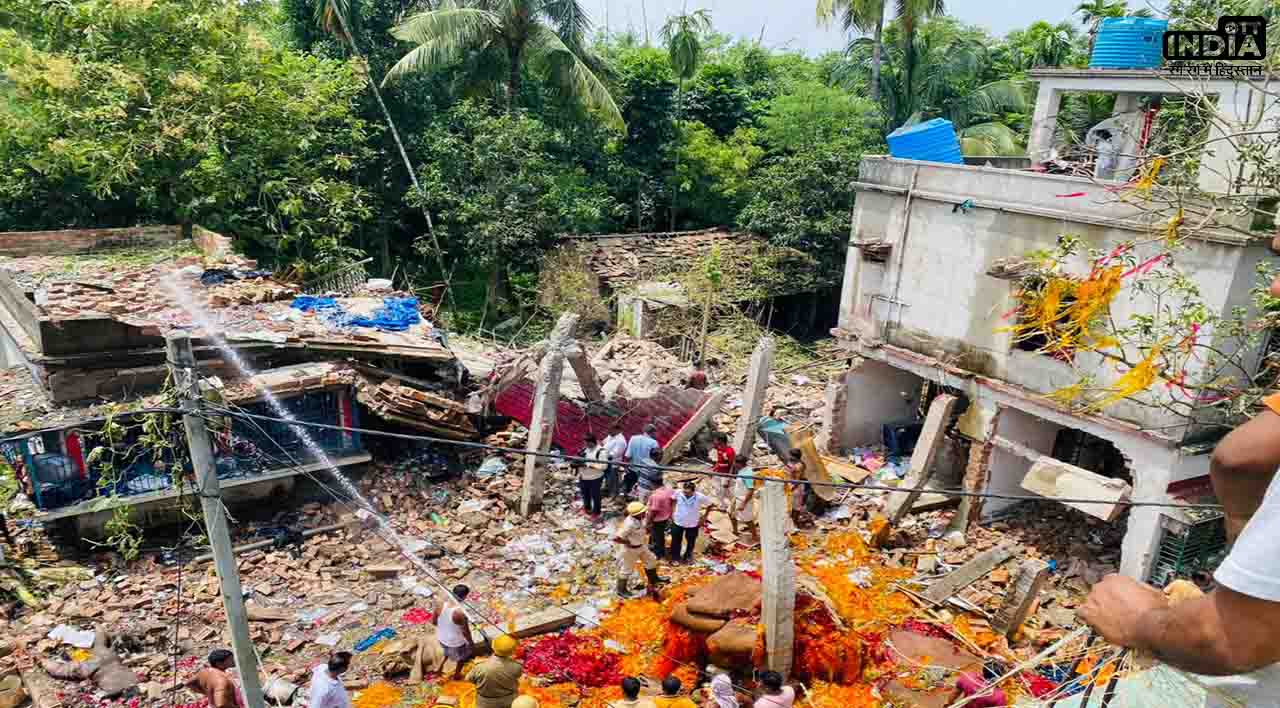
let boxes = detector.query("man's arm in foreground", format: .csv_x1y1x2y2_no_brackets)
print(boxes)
1211,405,1280,538
1081,574,1280,675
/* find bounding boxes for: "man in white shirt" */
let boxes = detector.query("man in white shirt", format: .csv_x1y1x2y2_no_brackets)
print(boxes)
1079,385,1280,706
602,425,629,499
670,481,715,563
577,434,607,518
308,652,351,708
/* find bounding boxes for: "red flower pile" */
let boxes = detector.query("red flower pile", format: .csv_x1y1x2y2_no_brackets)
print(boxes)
520,632,625,688
402,607,434,625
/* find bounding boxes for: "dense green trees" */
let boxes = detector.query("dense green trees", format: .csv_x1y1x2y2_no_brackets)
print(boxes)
0,0,374,271
4,0,1219,327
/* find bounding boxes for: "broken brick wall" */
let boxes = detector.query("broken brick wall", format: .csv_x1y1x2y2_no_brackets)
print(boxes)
0,225,182,257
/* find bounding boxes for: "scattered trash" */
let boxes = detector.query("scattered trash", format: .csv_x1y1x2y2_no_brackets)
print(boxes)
48,625,95,649
315,633,342,647
354,628,397,652
476,457,509,478
846,568,873,588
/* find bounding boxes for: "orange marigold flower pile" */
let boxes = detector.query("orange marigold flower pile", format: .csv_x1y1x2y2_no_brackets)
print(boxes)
353,682,403,708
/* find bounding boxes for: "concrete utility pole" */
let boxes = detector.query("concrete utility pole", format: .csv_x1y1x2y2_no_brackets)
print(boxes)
759,480,795,678
520,313,579,516
733,336,774,464
167,333,266,708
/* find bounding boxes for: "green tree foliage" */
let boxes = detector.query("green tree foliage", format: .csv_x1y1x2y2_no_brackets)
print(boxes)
840,17,1032,155
0,0,373,273
673,121,762,227
386,0,623,130
411,101,620,313
740,82,881,263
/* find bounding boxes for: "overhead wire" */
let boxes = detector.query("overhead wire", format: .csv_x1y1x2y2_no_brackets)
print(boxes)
201,406,1223,511
208,397,761,694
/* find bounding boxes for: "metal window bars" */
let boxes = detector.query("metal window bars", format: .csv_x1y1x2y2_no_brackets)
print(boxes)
302,258,372,296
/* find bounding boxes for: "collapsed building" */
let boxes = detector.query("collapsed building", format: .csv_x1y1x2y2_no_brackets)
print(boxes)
823,68,1279,582
0,225,474,537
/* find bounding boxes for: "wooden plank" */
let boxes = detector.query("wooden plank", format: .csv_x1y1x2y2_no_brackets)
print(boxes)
920,544,1016,605
475,606,576,646
787,427,837,502
992,559,1050,639
821,456,871,484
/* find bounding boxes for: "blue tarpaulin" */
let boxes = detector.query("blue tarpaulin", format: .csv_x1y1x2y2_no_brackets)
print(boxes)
290,296,421,332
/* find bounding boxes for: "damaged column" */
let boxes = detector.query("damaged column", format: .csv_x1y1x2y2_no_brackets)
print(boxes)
992,559,1050,639
520,313,579,516
874,393,957,546
733,336,774,463
759,480,795,678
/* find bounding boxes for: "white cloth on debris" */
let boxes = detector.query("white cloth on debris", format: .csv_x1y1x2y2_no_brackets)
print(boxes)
307,665,350,708
1202,470,1280,707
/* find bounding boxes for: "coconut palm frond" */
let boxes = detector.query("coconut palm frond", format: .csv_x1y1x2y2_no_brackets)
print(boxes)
960,121,1026,156
384,8,502,84
531,24,625,131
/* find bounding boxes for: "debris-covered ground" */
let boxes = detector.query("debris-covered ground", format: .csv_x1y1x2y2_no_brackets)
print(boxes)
1,334,1140,708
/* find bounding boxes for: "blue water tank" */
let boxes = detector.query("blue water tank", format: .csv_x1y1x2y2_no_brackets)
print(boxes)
886,118,964,164
1090,17,1168,69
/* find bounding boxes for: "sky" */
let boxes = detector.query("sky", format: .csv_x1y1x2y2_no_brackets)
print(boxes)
586,0,1090,55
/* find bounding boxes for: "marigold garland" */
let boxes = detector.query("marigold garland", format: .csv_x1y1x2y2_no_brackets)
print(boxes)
438,681,476,708
353,682,403,708
804,681,880,708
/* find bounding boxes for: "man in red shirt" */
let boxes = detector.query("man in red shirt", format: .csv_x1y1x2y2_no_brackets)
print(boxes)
710,433,736,507
645,484,675,559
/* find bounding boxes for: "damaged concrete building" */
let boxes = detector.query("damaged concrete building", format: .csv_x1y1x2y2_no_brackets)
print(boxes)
824,69,1279,582
0,225,473,537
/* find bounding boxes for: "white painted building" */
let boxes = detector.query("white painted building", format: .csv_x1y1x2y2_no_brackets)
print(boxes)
823,69,1278,580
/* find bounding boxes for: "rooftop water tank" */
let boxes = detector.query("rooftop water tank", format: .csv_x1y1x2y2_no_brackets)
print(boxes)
886,118,964,164
1090,17,1168,69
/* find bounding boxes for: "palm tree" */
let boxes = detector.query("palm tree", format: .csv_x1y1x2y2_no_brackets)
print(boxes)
315,0,450,301
385,0,624,130
660,7,711,231
816,0,886,101
1075,0,1153,54
845,18,1032,155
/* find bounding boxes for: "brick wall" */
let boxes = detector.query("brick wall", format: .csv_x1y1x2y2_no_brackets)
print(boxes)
191,225,233,259
0,225,182,257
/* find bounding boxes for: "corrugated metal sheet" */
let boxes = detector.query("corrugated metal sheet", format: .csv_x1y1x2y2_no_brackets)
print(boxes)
1090,17,1168,69
494,381,712,454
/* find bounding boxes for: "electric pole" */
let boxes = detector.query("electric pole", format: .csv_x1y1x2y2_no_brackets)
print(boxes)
166,332,267,708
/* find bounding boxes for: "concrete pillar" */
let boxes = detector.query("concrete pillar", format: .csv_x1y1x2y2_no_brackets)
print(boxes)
564,343,603,402
520,313,579,516
1118,462,1172,581
733,337,775,464
1112,93,1140,116
759,481,795,678
1028,84,1062,165
883,393,958,523
992,559,1050,639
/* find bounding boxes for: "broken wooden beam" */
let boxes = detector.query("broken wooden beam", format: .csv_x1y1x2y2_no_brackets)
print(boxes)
991,559,1050,639
920,544,1016,606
